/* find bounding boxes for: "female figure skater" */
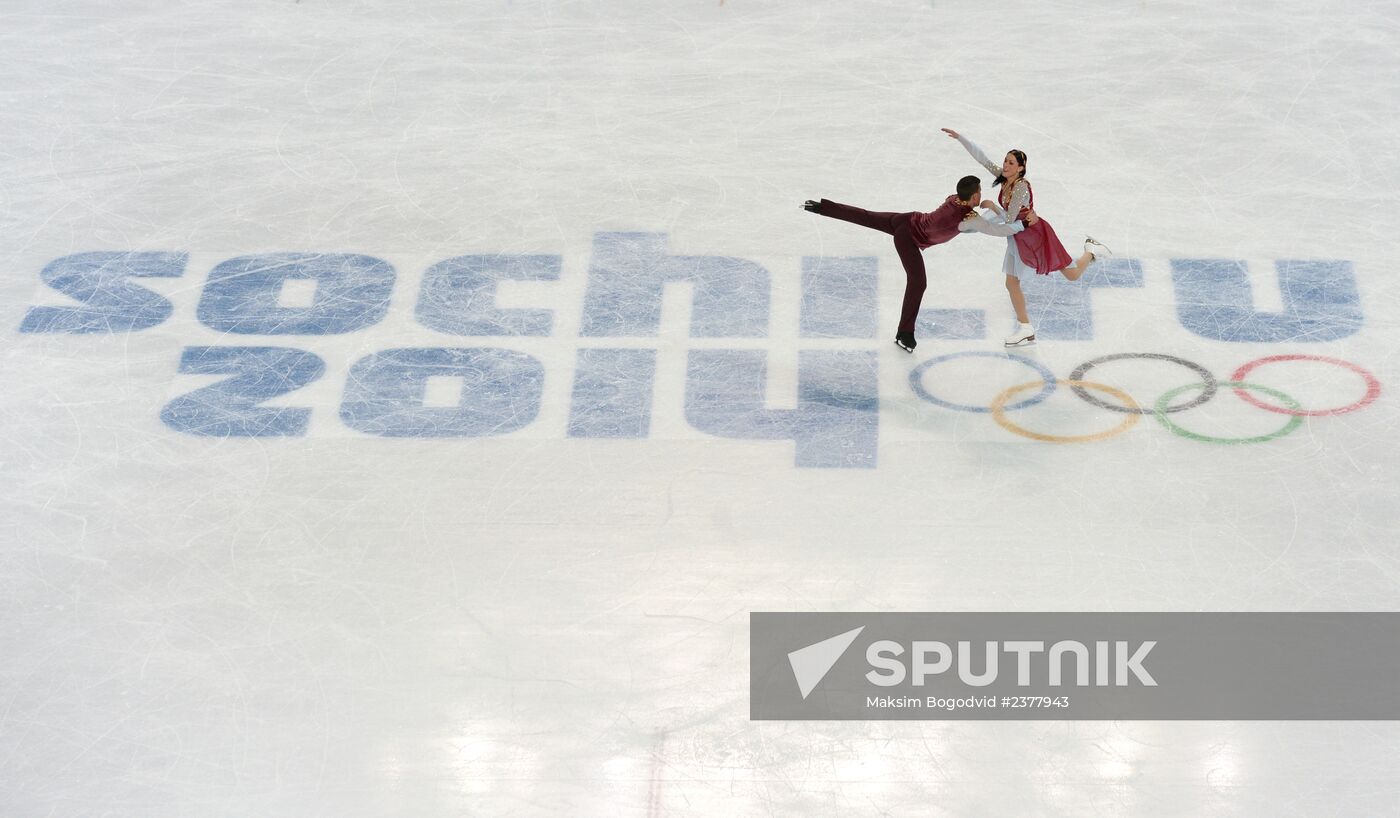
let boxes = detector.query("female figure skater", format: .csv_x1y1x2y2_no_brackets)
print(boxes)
941,127,1111,347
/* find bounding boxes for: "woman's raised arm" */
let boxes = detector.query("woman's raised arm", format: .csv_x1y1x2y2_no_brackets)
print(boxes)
942,128,1000,176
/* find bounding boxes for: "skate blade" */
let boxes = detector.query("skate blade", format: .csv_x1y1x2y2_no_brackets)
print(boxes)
1003,336,1037,348
894,340,916,354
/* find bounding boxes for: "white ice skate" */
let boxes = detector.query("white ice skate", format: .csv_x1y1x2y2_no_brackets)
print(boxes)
1004,324,1036,347
1085,236,1113,263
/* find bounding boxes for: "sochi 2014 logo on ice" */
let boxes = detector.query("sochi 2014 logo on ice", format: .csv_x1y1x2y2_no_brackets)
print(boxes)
16,233,1380,467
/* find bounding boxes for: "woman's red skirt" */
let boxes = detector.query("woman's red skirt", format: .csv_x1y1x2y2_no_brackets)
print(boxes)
1015,218,1073,275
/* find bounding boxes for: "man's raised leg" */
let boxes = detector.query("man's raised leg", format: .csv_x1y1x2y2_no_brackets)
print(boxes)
803,199,901,235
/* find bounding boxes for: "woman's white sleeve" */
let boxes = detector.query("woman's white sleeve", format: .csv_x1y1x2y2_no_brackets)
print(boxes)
956,134,1001,176
959,215,1024,237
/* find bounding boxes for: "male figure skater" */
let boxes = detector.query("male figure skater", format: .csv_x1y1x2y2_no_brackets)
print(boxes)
803,175,1037,352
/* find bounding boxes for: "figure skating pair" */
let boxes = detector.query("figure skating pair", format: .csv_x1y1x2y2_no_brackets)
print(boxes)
802,174,1037,353
804,130,1110,351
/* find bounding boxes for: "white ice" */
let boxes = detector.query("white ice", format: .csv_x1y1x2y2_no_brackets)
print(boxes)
3,0,1400,815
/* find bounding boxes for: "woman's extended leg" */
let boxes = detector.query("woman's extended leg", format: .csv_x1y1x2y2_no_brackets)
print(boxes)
1059,249,1096,281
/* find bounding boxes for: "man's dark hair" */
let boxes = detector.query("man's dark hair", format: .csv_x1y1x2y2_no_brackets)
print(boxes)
956,175,981,201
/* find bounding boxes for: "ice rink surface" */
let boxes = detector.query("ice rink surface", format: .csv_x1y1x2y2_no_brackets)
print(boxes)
3,0,1400,815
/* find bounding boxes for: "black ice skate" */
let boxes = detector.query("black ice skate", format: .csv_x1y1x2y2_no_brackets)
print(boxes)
801,199,822,213
895,332,917,353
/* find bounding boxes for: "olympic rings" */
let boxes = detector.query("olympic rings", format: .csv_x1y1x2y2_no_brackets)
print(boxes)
991,380,1142,443
1069,353,1217,415
909,351,1056,414
1153,382,1304,445
906,351,1382,444
1229,354,1382,417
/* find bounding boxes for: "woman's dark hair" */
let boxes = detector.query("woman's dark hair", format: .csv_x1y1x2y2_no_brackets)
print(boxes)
993,149,1028,187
